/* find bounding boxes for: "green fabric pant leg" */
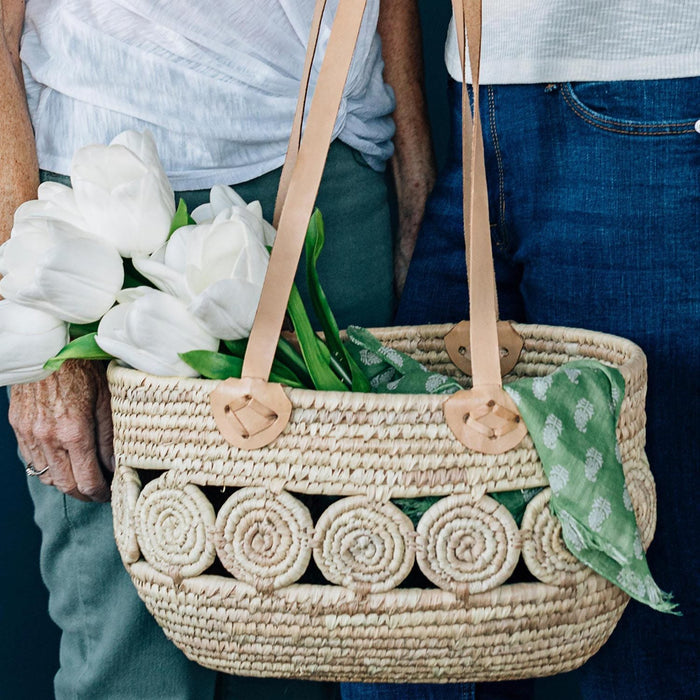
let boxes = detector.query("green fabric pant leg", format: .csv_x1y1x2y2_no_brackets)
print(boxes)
27,476,217,700
180,140,395,329
29,140,392,699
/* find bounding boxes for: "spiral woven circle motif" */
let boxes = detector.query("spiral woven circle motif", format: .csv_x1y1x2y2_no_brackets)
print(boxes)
624,464,657,549
215,487,313,589
416,495,520,594
135,477,216,579
112,467,142,564
521,488,590,585
313,497,415,592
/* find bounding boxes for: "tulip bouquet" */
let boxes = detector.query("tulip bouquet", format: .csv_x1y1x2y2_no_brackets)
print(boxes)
0,130,368,391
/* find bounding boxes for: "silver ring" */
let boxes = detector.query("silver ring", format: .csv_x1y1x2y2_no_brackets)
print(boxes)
26,463,50,477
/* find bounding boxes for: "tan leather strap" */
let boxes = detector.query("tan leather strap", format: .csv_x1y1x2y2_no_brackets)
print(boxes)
273,0,328,228
241,0,368,381
451,0,502,389
244,0,502,389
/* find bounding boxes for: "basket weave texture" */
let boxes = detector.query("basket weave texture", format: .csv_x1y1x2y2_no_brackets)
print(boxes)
109,322,654,682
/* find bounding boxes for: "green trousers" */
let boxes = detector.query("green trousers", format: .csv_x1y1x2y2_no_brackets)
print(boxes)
30,140,393,699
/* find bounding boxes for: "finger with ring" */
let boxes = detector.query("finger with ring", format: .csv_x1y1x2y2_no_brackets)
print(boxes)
25,463,51,477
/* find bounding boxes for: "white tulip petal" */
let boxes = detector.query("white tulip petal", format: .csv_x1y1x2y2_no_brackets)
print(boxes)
13,199,52,222
96,334,195,378
0,301,69,386
0,241,8,276
72,133,175,257
190,203,215,224
210,184,247,212
0,365,56,385
129,292,217,350
0,300,67,337
211,204,266,244
110,130,163,170
33,244,124,323
235,233,271,283
115,286,152,304
10,183,91,233
96,290,217,377
0,229,123,323
163,227,191,273
37,181,72,201
189,278,262,340
73,144,148,191
132,254,191,301
187,222,247,294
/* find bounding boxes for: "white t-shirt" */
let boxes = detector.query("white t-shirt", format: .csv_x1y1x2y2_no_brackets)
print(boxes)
21,0,395,189
445,0,700,84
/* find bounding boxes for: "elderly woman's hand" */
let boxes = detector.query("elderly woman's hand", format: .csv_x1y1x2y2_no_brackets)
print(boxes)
9,359,114,502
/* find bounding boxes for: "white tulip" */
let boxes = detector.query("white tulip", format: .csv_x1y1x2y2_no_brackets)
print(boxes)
0,217,124,324
14,181,90,231
133,208,270,340
191,184,276,246
71,130,175,257
190,184,247,223
0,301,69,386
95,287,219,377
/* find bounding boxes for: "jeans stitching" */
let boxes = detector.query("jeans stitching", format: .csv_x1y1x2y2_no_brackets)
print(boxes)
561,83,697,136
487,86,508,250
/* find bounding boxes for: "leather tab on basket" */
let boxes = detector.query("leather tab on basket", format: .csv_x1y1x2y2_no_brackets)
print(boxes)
445,321,523,377
210,377,292,450
444,385,528,454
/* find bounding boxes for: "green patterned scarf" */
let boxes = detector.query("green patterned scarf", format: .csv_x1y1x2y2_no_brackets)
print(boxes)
345,327,677,614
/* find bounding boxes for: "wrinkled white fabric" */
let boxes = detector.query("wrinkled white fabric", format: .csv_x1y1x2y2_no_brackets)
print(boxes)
21,0,395,189
446,0,700,84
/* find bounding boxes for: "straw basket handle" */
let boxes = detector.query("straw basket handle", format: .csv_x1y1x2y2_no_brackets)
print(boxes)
211,0,527,454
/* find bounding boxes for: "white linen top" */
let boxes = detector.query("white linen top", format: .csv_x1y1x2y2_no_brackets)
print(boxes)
21,0,395,189
445,0,700,84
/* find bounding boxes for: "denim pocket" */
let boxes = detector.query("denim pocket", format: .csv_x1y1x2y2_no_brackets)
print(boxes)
561,78,700,136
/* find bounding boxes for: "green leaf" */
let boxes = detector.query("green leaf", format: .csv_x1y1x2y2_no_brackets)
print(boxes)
286,282,346,391
180,350,242,380
68,321,101,339
223,338,249,358
180,350,305,388
43,333,113,372
224,337,313,389
275,336,314,388
304,210,370,392
168,198,194,238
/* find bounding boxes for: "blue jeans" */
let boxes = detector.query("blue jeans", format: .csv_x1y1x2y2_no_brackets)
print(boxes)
343,78,700,699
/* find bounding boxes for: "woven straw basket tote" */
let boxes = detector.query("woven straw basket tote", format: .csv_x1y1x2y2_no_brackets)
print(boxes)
109,0,656,683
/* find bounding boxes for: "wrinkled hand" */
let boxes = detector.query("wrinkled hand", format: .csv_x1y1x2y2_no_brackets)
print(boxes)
9,359,113,502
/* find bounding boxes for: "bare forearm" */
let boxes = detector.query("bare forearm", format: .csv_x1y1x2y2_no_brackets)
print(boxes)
377,0,436,292
0,0,38,246
378,0,435,186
